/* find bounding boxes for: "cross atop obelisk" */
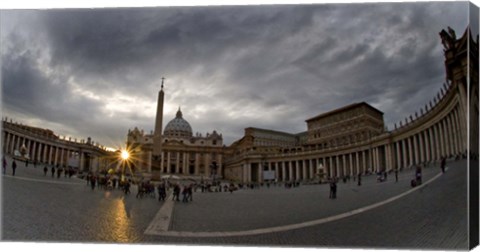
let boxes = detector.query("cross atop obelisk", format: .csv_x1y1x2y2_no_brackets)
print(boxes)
161,77,165,89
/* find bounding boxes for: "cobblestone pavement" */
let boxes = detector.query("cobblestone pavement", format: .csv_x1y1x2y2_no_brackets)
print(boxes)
1,155,469,250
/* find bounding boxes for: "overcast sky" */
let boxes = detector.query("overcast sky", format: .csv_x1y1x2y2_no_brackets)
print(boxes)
1,1,477,149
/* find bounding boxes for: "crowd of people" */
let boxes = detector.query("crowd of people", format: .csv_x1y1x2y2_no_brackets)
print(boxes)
2,155,78,179
1,152,465,204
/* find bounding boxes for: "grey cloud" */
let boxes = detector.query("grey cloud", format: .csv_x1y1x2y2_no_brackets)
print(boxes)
1,2,471,147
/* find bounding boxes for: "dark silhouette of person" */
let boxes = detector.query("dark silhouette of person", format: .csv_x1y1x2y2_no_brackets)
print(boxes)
329,178,337,199
2,157,7,175
43,166,48,176
395,169,399,182
173,184,180,201
441,157,446,173
124,181,131,195
357,173,362,186
12,160,17,176
51,166,56,178
90,176,96,190
157,184,166,201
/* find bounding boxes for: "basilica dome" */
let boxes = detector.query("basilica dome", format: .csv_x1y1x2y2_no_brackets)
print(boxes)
163,108,193,138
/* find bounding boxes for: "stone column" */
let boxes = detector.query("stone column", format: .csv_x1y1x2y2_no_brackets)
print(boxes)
412,135,418,165
432,124,440,160
166,152,171,173
218,154,223,178
328,157,332,177
12,134,17,154
418,133,424,163
31,141,37,161
47,145,53,165
309,159,314,180
451,110,460,154
428,127,436,161
205,153,211,177
42,144,47,163
441,120,449,156
438,122,446,158
289,160,294,181
60,148,65,167
4,133,10,154
423,130,430,162
258,162,263,182
453,110,461,154
274,162,279,181
453,108,465,153
175,152,180,174
447,114,456,155
194,153,200,175
447,116,455,156
246,162,252,183
384,145,389,171
281,161,286,182
406,137,413,167
79,151,84,171
302,160,307,180
361,151,366,174
159,151,164,173
243,162,247,182
9,134,14,153
54,146,59,166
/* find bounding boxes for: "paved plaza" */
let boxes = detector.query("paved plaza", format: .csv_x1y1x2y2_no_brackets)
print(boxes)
1,155,469,250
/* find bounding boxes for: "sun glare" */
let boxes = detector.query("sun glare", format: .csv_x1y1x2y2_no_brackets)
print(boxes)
121,150,130,160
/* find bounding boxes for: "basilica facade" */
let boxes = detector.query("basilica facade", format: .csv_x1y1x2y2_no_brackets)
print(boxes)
126,83,225,179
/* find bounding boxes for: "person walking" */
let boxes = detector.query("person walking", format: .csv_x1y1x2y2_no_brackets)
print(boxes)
51,166,56,178
11,160,17,176
441,157,446,173
182,186,189,203
357,173,362,186
157,183,166,201
395,169,399,182
331,179,337,199
172,184,180,201
124,181,131,195
90,176,96,190
2,157,7,175
187,184,193,201
43,166,48,176
329,178,337,199
415,165,422,185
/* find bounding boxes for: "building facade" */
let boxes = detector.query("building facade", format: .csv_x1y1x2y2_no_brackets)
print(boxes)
1,119,113,172
126,83,226,179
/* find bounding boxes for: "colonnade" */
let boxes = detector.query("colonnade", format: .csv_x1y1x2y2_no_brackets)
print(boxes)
237,101,466,183
2,121,108,172
156,149,224,178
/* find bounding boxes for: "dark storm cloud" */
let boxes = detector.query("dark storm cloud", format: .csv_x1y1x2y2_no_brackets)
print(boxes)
1,2,471,147
1,40,102,122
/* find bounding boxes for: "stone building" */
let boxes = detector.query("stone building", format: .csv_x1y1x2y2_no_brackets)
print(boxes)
126,80,226,179
1,119,113,172
305,102,385,150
